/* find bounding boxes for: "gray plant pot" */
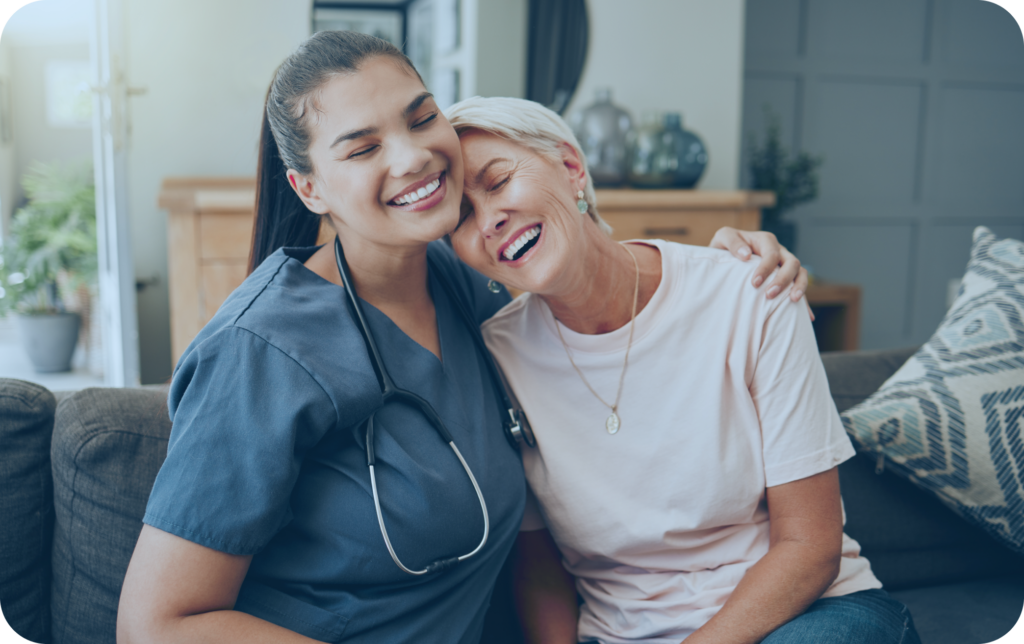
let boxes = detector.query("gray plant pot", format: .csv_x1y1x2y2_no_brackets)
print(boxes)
14,312,81,373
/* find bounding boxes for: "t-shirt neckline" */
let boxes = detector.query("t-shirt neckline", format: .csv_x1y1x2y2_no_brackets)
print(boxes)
539,239,669,355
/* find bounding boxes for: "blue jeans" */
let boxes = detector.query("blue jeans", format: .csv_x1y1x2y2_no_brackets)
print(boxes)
581,589,921,643
761,589,920,644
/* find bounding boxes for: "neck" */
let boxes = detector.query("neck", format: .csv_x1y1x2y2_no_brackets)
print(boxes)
345,240,432,310
304,232,432,310
539,228,661,335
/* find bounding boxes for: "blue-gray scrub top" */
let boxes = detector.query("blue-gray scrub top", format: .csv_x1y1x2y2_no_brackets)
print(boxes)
144,241,525,643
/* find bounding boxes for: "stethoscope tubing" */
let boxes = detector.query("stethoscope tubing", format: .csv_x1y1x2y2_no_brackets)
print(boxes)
368,438,490,575
334,236,492,576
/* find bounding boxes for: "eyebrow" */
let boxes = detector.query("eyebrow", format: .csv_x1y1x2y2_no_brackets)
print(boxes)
329,92,435,149
473,158,511,185
404,91,433,117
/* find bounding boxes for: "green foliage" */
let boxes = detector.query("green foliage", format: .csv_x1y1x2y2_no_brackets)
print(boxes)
0,161,97,315
747,108,823,225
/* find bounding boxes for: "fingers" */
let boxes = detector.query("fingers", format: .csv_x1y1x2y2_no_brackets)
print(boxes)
709,227,753,261
752,251,781,290
736,231,782,288
765,249,802,299
790,267,809,301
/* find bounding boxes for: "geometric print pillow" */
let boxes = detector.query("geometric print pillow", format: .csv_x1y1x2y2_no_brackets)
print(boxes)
841,226,1024,556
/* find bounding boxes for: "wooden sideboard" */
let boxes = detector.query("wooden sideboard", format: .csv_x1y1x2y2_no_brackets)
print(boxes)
595,189,773,245
160,178,256,364
160,182,779,364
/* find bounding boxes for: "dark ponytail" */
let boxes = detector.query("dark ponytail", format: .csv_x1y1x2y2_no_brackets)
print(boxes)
249,106,322,274
248,31,423,273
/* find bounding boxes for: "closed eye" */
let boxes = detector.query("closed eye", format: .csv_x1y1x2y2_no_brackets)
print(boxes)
348,145,378,159
413,113,438,128
490,176,510,191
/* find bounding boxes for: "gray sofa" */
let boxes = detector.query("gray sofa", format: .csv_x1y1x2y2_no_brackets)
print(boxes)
1,347,1022,644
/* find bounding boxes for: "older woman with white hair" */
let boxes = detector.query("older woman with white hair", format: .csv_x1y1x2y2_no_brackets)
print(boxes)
444,97,921,644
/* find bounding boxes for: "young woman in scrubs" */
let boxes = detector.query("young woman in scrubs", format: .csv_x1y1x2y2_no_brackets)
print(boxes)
116,32,805,643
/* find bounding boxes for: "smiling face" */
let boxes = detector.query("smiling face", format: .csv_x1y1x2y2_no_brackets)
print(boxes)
289,56,464,250
449,129,592,295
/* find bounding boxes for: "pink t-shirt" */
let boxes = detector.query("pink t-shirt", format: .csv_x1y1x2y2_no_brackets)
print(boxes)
481,240,881,644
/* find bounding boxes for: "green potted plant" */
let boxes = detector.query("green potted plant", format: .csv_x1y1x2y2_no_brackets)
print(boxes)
0,161,97,372
746,108,823,253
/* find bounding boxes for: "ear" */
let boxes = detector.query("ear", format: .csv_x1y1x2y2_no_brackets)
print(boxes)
286,169,331,215
557,142,588,194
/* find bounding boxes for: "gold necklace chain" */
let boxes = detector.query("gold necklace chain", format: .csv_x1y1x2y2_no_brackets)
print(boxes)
554,243,640,435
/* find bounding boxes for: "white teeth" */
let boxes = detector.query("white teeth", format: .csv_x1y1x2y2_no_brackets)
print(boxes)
396,179,441,205
502,225,541,260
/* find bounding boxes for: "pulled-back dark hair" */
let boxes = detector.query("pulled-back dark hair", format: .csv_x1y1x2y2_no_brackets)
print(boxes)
249,31,422,273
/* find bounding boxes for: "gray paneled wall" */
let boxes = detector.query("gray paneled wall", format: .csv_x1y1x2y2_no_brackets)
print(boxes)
742,0,1024,350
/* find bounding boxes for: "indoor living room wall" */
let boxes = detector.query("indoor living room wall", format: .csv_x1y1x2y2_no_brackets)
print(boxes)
118,0,751,383
741,0,1024,351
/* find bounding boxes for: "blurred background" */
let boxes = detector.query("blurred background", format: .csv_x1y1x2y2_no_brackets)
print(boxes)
0,0,1021,386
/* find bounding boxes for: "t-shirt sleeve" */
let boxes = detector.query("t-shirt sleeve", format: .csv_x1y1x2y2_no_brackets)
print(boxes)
749,296,855,488
144,326,338,555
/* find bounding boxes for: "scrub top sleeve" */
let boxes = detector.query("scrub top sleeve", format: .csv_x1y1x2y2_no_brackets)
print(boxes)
145,326,339,555
749,297,855,489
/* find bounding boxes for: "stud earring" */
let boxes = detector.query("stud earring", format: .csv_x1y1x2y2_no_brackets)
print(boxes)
576,190,588,214
487,280,502,293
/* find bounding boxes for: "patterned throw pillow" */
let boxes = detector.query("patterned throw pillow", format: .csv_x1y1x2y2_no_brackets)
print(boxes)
841,226,1024,555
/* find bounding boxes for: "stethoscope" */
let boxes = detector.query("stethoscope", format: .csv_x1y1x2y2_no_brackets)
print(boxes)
334,237,534,576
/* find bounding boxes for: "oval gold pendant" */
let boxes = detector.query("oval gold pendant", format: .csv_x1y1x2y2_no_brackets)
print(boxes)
606,412,620,434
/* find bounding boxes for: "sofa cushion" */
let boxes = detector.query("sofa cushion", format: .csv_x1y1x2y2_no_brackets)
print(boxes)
820,347,920,415
841,226,1024,556
0,378,56,643
889,578,1024,644
839,452,1024,589
823,348,1024,589
50,387,171,644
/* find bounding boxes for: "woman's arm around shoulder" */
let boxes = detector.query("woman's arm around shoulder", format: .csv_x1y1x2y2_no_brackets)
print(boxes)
117,525,321,644
710,227,812,314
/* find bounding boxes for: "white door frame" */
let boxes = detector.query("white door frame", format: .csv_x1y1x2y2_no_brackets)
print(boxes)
90,0,139,386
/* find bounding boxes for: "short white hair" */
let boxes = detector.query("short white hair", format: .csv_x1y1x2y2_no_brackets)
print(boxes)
444,96,612,235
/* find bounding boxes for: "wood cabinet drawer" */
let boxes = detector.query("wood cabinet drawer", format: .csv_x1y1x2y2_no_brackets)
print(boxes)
600,211,758,246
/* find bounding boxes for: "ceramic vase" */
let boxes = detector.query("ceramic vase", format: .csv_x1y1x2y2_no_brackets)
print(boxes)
626,112,674,188
662,112,708,188
571,88,633,187
627,112,709,189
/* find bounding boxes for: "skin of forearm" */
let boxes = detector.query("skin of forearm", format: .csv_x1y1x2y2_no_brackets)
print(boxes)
682,537,840,644
513,533,579,644
118,609,323,644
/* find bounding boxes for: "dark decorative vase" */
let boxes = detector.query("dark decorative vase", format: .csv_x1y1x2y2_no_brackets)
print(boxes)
627,112,709,189
626,113,674,188
571,88,633,186
762,219,797,254
662,112,708,188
